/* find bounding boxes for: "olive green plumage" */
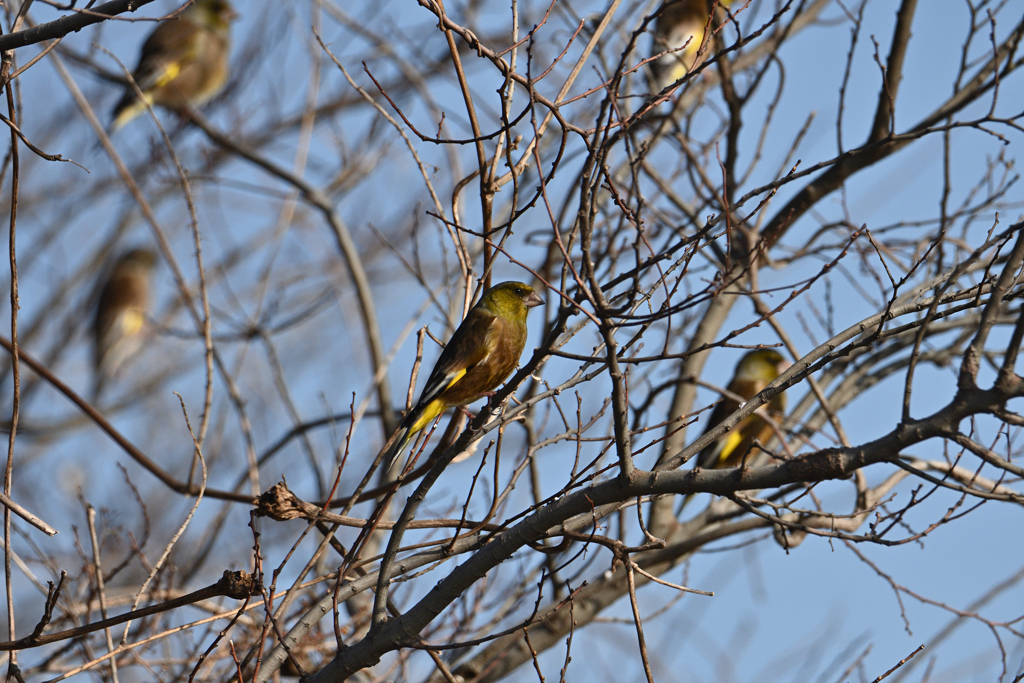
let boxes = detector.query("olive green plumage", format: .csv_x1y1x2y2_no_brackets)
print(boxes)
697,348,790,470
650,0,732,89
680,348,789,512
382,281,544,472
110,0,236,132
93,248,159,400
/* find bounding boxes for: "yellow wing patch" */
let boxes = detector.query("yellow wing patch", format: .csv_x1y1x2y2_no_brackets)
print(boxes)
409,367,467,434
409,398,445,434
717,430,744,465
153,61,183,89
447,367,468,388
118,310,146,337
112,62,176,130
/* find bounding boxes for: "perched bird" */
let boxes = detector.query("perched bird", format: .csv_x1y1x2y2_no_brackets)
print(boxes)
110,0,236,132
650,0,731,89
382,281,544,472
696,348,790,469
92,249,159,399
680,349,789,511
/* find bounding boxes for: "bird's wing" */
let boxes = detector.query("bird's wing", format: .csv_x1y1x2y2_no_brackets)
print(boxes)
412,311,496,415
696,377,764,469
131,19,203,93
94,305,147,376
95,281,144,341
696,397,739,469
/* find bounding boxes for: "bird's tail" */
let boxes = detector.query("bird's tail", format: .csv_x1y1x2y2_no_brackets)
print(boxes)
380,399,447,473
109,95,149,134
380,425,414,473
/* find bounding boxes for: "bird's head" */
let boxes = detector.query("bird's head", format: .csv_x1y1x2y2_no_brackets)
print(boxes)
478,281,544,321
191,0,238,30
117,248,158,273
736,348,790,383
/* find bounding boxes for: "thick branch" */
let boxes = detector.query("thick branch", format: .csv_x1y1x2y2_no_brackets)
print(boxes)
308,372,1024,681
0,0,158,53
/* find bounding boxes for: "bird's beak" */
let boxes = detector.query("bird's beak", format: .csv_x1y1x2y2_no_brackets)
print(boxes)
525,291,544,308
777,358,793,374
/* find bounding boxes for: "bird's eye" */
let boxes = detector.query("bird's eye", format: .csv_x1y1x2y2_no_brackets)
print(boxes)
515,287,525,295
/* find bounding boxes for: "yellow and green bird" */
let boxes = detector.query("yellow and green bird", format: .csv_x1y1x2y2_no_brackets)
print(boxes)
92,248,159,400
679,348,789,512
650,0,732,89
696,348,790,471
110,0,236,132
382,281,544,472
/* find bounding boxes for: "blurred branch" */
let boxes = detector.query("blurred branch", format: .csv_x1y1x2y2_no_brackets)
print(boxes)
185,110,397,438
0,333,254,504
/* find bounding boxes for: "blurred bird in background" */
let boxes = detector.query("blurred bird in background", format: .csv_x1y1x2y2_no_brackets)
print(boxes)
681,348,790,510
92,249,158,401
650,0,732,90
382,281,544,473
110,0,236,132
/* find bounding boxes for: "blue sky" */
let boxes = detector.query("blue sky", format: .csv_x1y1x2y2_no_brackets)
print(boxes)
0,0,1022,680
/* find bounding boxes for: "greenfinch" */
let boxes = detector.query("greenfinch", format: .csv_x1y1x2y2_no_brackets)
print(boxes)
679,348,789,511
696,348,790,470
383,281,544,472
92,249,158,399
110,0,236,132
650,0,731,89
